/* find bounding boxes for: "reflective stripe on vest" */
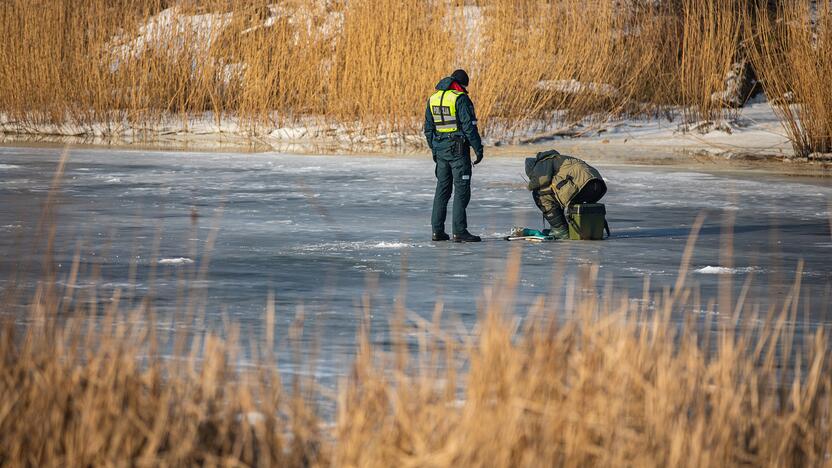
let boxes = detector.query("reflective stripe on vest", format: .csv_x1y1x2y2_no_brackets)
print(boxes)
429,90,464,133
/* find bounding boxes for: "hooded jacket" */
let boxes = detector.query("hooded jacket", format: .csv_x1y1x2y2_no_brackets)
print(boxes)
423,77,484,159
526,150,606,207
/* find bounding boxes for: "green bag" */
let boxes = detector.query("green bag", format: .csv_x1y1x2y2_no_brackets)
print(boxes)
566,203,610,240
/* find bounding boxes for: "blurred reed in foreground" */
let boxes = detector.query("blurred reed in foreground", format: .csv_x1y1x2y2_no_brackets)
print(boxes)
1,237,828,466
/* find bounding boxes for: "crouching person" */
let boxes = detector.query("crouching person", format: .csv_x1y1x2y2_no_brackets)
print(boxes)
525,149,607,240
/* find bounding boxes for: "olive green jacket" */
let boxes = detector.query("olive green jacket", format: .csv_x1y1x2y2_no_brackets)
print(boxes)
525,150,605,207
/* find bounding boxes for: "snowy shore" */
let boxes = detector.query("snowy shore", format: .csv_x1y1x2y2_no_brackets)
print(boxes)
3,100,830,175
0,101,794,153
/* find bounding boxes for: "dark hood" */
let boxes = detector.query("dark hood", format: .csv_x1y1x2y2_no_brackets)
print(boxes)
525,150,562,191
524,157,537,178
435,77,457,91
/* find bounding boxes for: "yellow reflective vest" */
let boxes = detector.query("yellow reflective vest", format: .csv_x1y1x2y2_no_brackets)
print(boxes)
429,90,465,133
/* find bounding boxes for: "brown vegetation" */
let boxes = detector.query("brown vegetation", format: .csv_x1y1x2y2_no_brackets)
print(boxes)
0,0,830,152
679,0,746,122
0,2,751,135
1,221,829,465
747,1,832,157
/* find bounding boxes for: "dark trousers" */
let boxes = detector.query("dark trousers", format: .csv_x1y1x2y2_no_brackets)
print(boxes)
537,179,606,229
431,152,472,235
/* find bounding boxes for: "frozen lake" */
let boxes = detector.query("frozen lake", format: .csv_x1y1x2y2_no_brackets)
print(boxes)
0,145,830,378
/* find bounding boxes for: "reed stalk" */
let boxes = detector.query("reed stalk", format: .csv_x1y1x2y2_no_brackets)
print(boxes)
0,0,779,141
746,0,832,157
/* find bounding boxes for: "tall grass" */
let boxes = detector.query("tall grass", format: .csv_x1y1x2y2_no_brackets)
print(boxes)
474,0,677,132
679,0,746,122
0,0,775,142
0,295,324,465
747,0,832,157
2,227,830,465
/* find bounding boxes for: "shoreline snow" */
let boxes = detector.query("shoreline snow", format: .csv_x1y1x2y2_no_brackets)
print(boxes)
2,101,830,174
0,102,797,153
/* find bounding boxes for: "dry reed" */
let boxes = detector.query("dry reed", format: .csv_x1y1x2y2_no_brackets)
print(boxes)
1,232,829,466
747,0,832,157
0,0,768,142
679,0,746,122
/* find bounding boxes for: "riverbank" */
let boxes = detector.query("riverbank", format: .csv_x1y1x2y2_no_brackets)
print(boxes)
2,100,830,177
4,1,831,165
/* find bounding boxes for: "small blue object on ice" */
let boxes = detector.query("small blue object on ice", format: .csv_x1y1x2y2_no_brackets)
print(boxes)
505,227,555,242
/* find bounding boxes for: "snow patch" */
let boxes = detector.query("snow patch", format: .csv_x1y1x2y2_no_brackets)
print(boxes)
625,266,667,275
158,257,195,265
237,411,266,425
371,242,409,249
537,79,620,98
108,7,233,69
0,164,20,170
297,240,417,253
695,266,758,275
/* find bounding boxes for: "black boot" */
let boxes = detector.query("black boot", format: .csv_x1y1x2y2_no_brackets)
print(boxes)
453,231,482,243
432,231,450,242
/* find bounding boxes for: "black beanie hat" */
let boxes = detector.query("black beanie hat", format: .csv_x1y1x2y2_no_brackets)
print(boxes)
451,69,469,87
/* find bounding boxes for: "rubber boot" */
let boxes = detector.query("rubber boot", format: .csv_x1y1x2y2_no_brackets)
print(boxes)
548,226,570,240
545,210,570,240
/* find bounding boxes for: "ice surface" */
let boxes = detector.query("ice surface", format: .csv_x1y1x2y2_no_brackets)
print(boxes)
0,145,829,381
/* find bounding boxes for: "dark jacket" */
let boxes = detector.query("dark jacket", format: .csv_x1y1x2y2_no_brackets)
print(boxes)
423,77,484,159
526,149,606,207
526,150,565,191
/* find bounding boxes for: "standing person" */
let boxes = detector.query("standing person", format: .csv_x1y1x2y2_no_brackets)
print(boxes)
525,149,607,239
424,69,484,243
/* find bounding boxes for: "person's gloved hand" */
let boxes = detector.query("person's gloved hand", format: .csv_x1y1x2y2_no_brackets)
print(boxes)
473,150,483,165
